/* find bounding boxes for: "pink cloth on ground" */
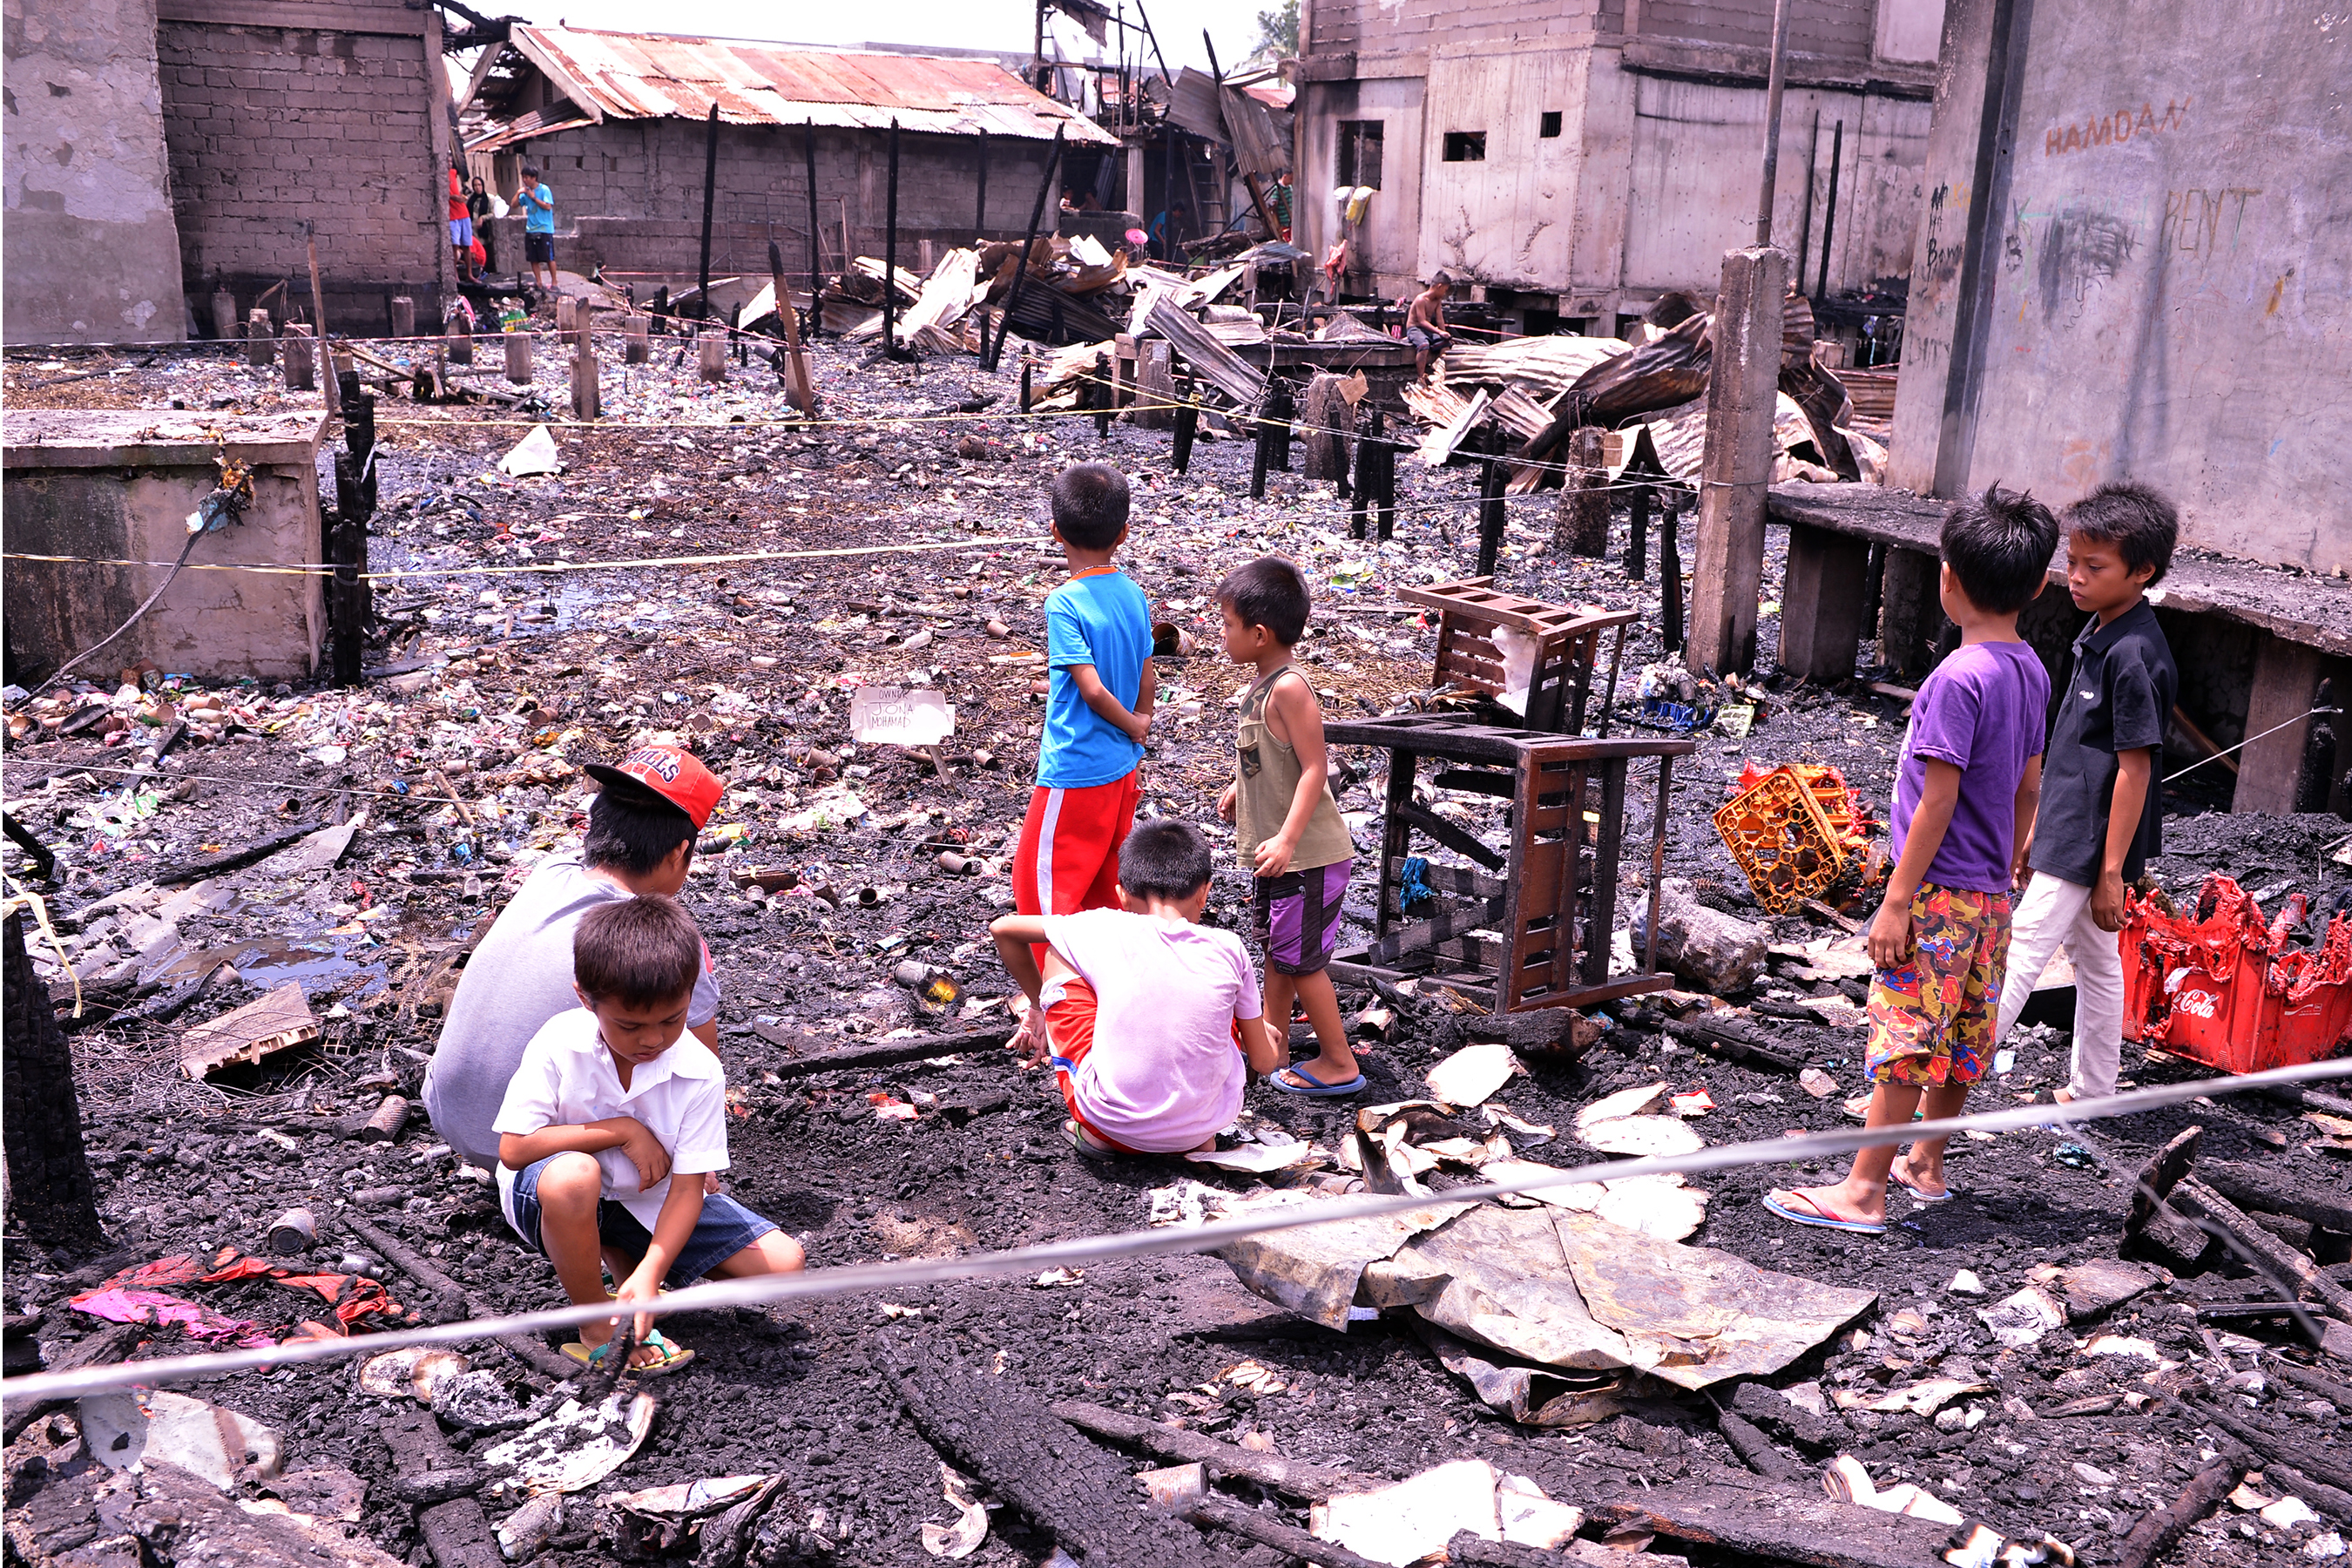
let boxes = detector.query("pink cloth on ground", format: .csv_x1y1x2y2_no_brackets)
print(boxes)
1040,908,1262,1153
71,1288,274,1348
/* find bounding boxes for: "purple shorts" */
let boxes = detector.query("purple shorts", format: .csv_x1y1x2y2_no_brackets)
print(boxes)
1253,859,1353,977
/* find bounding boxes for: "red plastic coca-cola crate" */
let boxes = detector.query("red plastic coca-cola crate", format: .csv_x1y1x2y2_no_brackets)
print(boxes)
2123,877,2352,1074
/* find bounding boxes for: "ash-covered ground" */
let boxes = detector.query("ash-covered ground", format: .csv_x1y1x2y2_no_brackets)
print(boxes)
3,330,2348,1568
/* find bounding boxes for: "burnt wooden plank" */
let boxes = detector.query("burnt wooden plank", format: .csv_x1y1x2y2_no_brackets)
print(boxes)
1592,1479,1953,1568
1394,801,1505,871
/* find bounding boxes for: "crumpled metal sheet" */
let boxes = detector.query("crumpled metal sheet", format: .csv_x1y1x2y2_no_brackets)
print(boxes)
1214,1200,1470,1331
1371,1206,1633,1373
1554,1212,1877,1389
1412,1321,1633,1429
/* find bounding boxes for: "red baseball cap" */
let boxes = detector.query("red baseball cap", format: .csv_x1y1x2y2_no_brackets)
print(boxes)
585,744,723,829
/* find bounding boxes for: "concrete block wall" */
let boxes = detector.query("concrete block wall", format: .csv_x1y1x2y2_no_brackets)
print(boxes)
497,121,1056,280
1308,0,1611,53
3,0,189,344
155,21,443,327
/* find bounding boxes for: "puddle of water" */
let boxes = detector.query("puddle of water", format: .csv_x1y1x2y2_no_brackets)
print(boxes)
148,933,393,999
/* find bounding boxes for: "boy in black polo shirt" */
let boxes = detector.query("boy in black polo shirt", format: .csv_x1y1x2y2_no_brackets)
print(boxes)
1991,483,2179,1105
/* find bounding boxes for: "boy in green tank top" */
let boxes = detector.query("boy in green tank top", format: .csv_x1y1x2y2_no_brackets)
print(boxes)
1215,558,1365,1097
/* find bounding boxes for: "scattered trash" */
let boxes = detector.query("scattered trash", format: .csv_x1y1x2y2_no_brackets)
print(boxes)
1574,1081,1706,1158
78,1389,282,1489
918,1464,990,1558
497,422,563,477
1797,1067,1840,1098
496,1492,566,1560
1977,1285,2067,1348
358,1347,472,1402
179,981,319,1078
850,686,956,747
480,1390,657,1495
1311,1459,1585,1565
1821,1453,1965,1525
1424,1043,1522,1106
1948,1269,1985,1295
1033,1267,1084,1288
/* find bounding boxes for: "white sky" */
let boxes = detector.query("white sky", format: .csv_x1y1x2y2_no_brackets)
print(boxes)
496,0,1275,74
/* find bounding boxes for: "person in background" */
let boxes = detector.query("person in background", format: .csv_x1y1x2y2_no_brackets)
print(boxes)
1268,170,1293,241
1150,201,1190,261
1216,557,1363,1098
447,163,475,285
1765,487,2058,1233
468,174,498,275
520,164,558,294
1990,483,2180,1108
1404,272,1456,384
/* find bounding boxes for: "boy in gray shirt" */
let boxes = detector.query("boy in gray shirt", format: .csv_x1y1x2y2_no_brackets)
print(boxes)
422,745,725,1172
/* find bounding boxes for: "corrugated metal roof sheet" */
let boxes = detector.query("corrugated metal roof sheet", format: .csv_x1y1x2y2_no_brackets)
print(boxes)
502,25,1118,145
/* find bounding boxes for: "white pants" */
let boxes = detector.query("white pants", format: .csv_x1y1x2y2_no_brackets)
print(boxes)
1994,871,2128,1098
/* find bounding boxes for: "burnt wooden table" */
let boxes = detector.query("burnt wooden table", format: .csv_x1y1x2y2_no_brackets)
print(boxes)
1327,715,1696,1015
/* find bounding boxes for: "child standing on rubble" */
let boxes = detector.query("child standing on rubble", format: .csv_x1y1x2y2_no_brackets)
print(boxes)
1767,487,2058,1234
519,164,558,294
494,896,803,1375
1992,483,2179,1105
1215,557,1365,1097
991,820,1282,1157
1008,462,1155,1055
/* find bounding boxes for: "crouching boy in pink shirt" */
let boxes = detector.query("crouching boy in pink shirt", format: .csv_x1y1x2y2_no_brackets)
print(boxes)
991,820,1283,1158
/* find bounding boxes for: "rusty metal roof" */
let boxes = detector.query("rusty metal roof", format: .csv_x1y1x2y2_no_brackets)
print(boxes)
494,25,1117,145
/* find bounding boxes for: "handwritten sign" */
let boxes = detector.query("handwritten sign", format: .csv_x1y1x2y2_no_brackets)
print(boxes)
849,686,955,747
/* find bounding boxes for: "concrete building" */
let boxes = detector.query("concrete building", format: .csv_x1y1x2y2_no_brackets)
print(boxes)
459,27,1117,281
1887,0,2350,576
3,0,189,346
1290,0,1949,333
3,0,454,346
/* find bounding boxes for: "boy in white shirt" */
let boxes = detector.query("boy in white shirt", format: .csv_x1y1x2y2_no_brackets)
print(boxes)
990,820,1282,1158
494,896,801,1373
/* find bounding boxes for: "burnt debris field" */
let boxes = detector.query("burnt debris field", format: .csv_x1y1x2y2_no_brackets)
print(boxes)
3,328,2349,1568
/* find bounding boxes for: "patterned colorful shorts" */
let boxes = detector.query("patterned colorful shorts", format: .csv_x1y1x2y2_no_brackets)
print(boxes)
1866,882,2011,1088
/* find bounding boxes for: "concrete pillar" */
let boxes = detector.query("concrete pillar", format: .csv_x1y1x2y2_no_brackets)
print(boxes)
1133,340,1176,431
1780,522,1873,682
246,309,274,367
1877,546,1945,676
281,323,314,391
447,323,473,367
1559,426,1609,556
2232,638,2324,815
699,331,728,383
390,295,416,340
504,331,532,385
1687,245,1790,678
1125,142,1146,217
212,287,240,341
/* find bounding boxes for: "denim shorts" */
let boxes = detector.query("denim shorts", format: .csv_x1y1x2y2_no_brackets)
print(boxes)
506,1154,777,1288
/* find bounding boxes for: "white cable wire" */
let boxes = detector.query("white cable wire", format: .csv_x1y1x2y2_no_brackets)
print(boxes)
6,1056,2346,1404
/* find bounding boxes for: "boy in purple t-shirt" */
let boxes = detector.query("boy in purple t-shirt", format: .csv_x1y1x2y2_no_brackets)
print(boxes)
1768,487,2058,1234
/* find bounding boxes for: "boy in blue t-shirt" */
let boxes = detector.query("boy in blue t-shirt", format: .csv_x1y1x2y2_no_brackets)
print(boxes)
1010,463,1154,1051
519,163,558,292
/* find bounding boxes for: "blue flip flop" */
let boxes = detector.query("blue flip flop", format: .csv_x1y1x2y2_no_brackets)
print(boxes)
1268,1064,1368,1098
1763,1189,1888,1235
1894,1169,1957,1203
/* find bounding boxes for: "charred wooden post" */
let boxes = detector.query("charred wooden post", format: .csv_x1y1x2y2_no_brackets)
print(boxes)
1626,480,1651,579
1689,243,1788,676
2113,1461,2239,1568
1371,410,1397,538
623,314,650,364
696,100,720,323
1249,378,1296,501
1299,370,1353,483
882,118,905,359
281,322,315,391
803,117,823,338
985,125,1064,372
651,284,671,331
699,330,728,383
1561,425,1610,555
569,344,599,421
3,909,105,1250
1171,372,1199,472
504,330,531,385
389,294,415,340
729,301,745,365
1476,430,1509,578
328,452,372,687
1019,351,1034,415
1660,493,1686,652
974,127,990,235
246,308,274,366
211,285,239,340
446,319,472,367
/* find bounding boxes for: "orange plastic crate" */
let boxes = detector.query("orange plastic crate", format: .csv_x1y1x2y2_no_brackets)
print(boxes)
1713,766,1851,915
